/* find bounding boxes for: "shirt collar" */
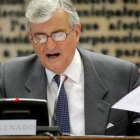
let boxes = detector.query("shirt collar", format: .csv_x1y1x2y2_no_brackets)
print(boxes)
63,49,83,84
45,48,83,84
45,68,56,85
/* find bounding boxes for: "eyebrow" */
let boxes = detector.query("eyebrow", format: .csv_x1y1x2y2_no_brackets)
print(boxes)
34,29,65,36
34,32,46,36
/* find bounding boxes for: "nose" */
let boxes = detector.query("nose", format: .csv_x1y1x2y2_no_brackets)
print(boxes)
45,36,57,50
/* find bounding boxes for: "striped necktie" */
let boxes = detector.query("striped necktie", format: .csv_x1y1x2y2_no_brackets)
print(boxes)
54,75,70,134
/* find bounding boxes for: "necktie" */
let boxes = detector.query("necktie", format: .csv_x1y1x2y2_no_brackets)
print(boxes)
54,75,70,134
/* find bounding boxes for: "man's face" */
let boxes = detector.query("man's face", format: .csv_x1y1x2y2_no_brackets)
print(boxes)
27,8,81,74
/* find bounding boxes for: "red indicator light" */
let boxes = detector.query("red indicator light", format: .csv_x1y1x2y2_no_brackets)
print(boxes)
13,98,19,102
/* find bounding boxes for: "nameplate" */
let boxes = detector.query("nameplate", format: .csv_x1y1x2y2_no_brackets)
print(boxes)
0,120,36,135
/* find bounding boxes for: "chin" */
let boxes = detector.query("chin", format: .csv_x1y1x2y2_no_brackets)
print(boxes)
47,67,62,74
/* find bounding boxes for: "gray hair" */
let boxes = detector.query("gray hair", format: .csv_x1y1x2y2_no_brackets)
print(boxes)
25,0,80,34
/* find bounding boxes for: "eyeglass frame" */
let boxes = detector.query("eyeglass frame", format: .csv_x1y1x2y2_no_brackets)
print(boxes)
30,28,74,44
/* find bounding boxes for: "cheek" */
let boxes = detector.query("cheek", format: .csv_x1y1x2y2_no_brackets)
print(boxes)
33,46,40,57
32,45,44,58
64,43,76,59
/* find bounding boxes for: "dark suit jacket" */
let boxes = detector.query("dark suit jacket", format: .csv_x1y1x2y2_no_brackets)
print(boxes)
0,47,140,135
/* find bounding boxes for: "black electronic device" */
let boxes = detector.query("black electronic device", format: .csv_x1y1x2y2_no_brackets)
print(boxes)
0,98,62,136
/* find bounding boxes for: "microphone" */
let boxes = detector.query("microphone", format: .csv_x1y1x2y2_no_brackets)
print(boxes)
52,74,67,126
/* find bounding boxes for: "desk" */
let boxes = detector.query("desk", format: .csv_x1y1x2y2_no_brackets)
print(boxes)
0,137,140,140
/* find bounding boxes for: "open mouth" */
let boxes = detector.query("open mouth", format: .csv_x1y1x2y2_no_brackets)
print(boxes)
47,53,60,59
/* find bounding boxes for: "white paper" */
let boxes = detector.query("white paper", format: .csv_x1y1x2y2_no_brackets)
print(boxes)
112,86,140,113
0,120,36,135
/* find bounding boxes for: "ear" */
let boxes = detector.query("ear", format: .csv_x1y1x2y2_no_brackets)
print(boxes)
75,23,81,44
26,31,33,44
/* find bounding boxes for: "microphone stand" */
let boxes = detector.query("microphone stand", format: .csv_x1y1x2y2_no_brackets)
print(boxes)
37,74,66,136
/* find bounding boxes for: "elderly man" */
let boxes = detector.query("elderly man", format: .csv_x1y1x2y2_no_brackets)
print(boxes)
0,0,140,136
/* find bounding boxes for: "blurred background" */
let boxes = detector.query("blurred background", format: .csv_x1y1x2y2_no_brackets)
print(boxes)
0,0,140,68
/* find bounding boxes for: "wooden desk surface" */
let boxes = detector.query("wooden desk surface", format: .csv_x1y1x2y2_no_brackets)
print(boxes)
0,136,140,140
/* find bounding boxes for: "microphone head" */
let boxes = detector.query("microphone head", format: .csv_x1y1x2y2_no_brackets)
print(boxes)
59,74,67,84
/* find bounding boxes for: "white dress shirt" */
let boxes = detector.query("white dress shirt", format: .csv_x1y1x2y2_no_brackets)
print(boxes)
45,49,85,136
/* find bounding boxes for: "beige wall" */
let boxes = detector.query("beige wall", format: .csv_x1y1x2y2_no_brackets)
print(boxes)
0,0,140,68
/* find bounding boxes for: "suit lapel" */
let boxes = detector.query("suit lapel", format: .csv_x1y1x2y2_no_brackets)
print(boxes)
78,48,110,135
25,59,47,100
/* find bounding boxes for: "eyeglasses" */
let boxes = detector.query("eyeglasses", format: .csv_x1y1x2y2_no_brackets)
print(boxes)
30,28,73,44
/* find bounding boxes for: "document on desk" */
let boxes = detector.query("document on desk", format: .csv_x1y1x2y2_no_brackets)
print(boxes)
112,86,140,113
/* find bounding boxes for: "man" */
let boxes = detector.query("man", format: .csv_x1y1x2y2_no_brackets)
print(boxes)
0,0,140,136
